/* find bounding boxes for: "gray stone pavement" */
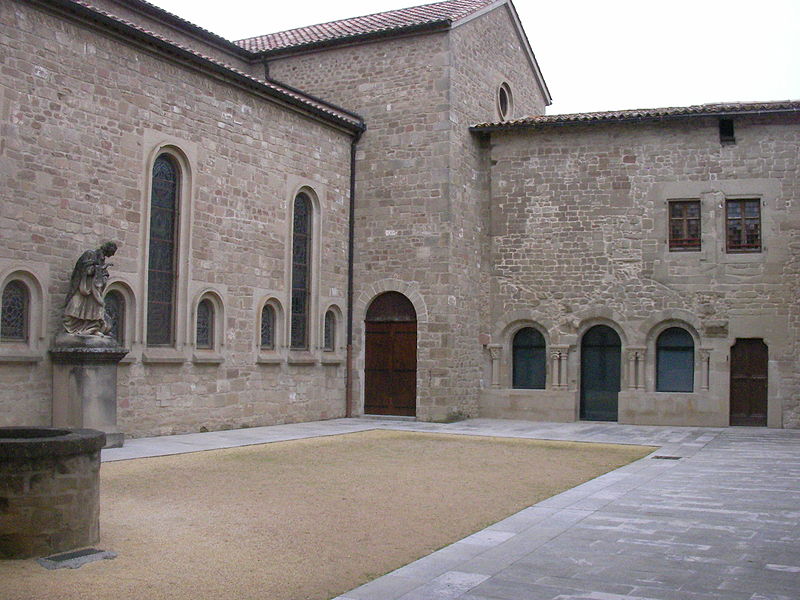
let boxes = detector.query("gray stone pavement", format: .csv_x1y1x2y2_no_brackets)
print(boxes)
102,419,800,600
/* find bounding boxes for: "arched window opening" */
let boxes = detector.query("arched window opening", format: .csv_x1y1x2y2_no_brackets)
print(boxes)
656,327,694,392
323,310,336,351
512,327,546,389
104,290,125,345
147,153,179,346
1,280,29,342
290,192,312,350
196,299,213,349
260,304,276,350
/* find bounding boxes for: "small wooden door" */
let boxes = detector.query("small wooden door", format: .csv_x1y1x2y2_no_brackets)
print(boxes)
364,292,417,416
580,325,621,421
730,339,768,426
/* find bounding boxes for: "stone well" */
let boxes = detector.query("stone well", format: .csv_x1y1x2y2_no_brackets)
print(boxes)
0,427,105,559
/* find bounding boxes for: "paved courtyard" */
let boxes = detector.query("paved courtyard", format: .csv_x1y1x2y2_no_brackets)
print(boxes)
104,419,800,600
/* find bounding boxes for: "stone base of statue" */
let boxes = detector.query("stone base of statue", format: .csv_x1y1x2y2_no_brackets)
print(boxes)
50,333,129,449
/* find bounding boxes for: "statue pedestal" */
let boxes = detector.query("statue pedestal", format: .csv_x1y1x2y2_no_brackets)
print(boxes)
50,334,129,448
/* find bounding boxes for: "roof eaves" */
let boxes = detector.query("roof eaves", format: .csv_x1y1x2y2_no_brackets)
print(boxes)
105,0,254,57
34,0,365,134
470,103,800,132
251,19,453,57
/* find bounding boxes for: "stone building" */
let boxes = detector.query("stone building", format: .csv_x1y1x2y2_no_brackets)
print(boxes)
1,0,798,435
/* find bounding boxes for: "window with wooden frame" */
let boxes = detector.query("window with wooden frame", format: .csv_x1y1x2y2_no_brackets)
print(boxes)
668,200,701,251
726,199,761,252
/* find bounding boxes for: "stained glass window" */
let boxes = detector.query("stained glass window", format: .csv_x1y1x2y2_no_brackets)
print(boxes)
1,280,28,342
323,310,335,351
147,154,179,345
260,304,275,350
656,327,694,392
512,327,546,389
196,299,213,349
290,193,311,349
104,290,125,344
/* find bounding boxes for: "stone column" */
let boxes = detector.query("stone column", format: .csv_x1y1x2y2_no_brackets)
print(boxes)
487,344,502,389
550,345,569,389
50,334,129,448
627,348,646,390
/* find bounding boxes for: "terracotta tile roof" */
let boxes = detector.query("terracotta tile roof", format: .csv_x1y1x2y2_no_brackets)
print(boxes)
237,0,497,53
472,101,800,130
46,0,364,132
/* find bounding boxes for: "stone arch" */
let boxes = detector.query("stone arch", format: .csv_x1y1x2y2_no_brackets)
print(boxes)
104,279,136,347
0,268,47,356
355,279,428,324
191,288,225,353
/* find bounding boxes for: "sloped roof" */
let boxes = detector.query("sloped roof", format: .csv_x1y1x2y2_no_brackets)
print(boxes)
41,0,364,132
237,0,497,53
471,101,800,131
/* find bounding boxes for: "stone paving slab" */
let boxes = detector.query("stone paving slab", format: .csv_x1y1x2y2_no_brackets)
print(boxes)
100,418,800,600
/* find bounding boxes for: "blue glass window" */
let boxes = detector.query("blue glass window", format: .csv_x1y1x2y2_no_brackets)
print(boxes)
656,327,694,392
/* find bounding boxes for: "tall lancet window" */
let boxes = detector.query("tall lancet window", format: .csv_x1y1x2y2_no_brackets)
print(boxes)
147,154,179,346
290,192,311,349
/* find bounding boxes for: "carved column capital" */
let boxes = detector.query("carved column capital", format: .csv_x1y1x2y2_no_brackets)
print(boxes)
487,343,502,360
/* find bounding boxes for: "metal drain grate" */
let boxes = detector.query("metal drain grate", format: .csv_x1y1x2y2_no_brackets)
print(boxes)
651,455,682,460
37,548,117,570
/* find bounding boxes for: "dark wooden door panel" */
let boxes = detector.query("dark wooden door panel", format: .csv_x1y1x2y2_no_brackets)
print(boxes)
364,319,416,416
730,339,767,426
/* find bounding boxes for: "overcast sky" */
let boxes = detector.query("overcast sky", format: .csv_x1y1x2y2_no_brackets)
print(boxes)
147,0,800,115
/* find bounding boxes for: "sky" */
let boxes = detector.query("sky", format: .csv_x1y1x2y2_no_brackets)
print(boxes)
146,0,800,115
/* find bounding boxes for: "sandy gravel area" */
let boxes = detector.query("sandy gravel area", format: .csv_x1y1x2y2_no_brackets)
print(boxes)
1,430,652,600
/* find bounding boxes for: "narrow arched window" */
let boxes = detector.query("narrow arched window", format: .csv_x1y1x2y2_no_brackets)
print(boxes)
656,327,694,392
290,192,311,350
104,290,125,345
196,299,213,349
260,304,275,350
1,280,29,342
512,327,546,389
147,153,179,346
323,310,335,351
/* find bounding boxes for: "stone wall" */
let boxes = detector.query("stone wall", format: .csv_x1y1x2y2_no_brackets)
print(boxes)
483,113,800,427
268,4,548,419
0,0,353,436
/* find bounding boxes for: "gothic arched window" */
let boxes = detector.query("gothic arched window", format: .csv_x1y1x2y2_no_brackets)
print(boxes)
147,153,179,346
512,327,546,389
656,327,694,392
104,290,125,345
323,310,336,351
261,304,276,350
290,192,312,350
196,298,213,349
1,280,29,342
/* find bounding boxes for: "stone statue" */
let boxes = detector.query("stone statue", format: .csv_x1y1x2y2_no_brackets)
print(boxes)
63,241,118,336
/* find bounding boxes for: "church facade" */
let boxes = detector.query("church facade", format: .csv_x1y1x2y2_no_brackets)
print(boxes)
1,0,798,435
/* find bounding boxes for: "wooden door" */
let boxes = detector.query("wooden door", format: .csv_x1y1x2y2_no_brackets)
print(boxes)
364,292,417,416
730,339,768,426
580,325,621,421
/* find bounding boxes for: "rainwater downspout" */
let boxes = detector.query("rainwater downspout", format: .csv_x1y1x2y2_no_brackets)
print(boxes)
346,129,363,418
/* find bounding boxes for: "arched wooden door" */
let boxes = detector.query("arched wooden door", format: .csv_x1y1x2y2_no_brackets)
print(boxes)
580,325,621,421
730,339,768,426
364,292,417,416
